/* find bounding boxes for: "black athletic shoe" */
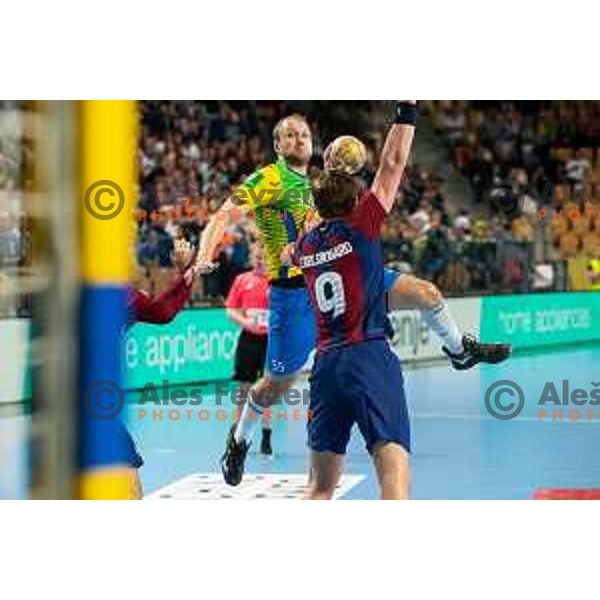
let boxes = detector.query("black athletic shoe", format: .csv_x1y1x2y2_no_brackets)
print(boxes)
221,424,250,486
260,428,272,456
443,334,512,371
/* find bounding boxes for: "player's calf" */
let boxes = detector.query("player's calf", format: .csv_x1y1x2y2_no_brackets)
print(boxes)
372,441,410,500
304,451,343,500
387,274,442,311
388,274,465,356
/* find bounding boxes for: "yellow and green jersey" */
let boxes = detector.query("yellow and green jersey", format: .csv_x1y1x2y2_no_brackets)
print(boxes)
232,159,313,281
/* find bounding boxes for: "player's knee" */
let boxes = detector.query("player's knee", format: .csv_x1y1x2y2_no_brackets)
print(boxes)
416,279,443,309
254,375,294,407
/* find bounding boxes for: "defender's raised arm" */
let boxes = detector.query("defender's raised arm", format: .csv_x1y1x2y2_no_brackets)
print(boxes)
371,101,417,213
196,197,244,271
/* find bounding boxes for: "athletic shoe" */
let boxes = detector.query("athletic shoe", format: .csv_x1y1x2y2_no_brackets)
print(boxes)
260,428,272,456
443,334,511,371
221,423,250,486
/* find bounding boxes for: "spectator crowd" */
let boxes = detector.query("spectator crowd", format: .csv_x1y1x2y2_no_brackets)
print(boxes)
426,101,600,262
133,101,600,304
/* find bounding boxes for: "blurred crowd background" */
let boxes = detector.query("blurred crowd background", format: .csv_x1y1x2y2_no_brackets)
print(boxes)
0,101,34,317
132,100,600,305
1,101,599,317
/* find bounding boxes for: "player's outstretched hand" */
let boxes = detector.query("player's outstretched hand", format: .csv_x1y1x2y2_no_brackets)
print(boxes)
173,238,196,271
194,258,219,275
183,256,218,286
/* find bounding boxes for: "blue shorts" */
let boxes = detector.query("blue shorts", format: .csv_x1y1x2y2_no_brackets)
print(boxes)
308,338,410,455
383,267,400,292
266,285,317,377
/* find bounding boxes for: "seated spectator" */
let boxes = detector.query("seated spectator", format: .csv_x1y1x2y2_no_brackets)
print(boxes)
453,209,471,233
418,211,450,282
0,211,21,268
565,148,591,194
137,229,158,268
156,227,174,268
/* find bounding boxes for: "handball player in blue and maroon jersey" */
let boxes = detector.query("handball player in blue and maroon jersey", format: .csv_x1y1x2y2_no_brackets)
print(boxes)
293,102,418,499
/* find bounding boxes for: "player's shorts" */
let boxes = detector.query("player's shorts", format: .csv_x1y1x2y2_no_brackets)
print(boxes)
308,338,410,455
266,281,316,377
266,270,400,378
233,330,268,384
383,267,401,292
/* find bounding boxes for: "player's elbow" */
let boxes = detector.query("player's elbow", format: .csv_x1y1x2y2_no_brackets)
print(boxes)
381,154,403,174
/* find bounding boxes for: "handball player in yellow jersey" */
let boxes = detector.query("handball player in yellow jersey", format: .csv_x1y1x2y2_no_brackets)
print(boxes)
197,109,510,486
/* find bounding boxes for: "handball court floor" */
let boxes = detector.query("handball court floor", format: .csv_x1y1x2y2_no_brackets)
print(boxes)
2,346,600,499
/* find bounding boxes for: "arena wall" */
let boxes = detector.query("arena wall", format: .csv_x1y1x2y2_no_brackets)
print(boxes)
4,292,600,401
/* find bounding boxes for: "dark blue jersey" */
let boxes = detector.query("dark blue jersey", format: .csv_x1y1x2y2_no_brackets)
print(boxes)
295,190,388,351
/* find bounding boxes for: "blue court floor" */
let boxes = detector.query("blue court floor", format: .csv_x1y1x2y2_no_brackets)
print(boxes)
3,346,600,499
133,344,600,499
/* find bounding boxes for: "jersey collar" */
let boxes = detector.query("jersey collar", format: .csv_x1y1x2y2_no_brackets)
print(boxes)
278,158,309,181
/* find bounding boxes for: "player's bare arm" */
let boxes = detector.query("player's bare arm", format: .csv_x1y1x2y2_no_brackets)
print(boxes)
226,307,253,331
371,101,417,212
196,198,250,272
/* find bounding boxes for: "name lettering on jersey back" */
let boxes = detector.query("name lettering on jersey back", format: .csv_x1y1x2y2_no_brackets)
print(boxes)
300,241,353,268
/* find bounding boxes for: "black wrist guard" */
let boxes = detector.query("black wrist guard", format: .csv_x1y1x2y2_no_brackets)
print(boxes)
394,102,417,126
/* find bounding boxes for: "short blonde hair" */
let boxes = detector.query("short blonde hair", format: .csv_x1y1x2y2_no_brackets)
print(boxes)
272,113,310,147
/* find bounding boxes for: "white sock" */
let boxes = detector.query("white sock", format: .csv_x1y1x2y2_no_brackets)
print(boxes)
234,398,263,444
421,302,464,355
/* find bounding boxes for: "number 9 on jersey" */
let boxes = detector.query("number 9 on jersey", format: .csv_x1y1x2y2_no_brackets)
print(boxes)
315,272,347,319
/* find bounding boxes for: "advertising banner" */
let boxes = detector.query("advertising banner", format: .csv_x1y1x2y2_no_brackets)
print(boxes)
125,309,241,389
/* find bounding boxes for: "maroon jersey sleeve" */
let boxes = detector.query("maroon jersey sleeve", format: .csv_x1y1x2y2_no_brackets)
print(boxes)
349,190,387,239
130,272,193,324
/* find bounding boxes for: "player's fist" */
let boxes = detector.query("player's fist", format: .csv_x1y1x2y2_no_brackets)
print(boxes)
193,251,219,275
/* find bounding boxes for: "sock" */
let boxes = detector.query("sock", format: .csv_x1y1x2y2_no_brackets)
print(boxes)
234,398,263,444
421,302,464,355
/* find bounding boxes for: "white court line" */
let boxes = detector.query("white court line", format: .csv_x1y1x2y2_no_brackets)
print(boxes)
145,473,365,500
